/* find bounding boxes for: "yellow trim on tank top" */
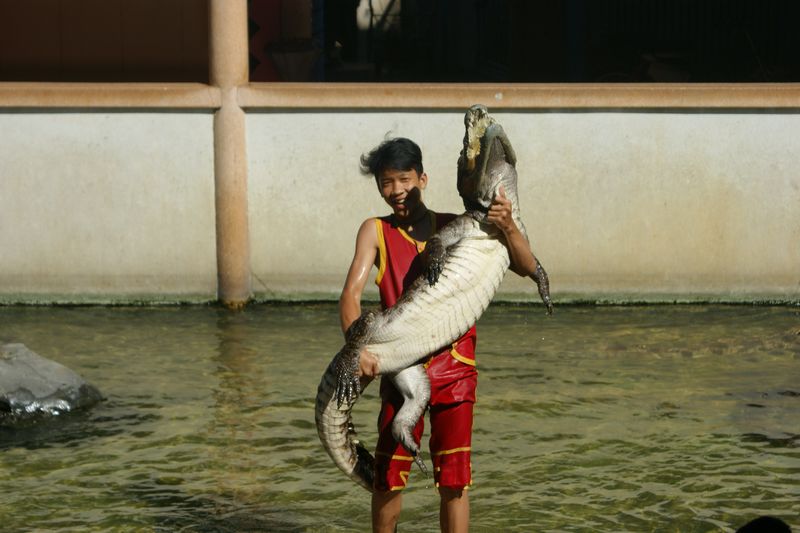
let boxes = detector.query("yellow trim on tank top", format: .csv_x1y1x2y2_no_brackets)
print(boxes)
374,218,387,285
395,211,437,254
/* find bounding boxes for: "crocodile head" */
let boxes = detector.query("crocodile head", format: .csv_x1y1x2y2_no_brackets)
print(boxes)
456,104,518,214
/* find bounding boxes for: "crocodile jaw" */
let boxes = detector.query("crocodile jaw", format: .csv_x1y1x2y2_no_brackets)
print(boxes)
458,105,510,212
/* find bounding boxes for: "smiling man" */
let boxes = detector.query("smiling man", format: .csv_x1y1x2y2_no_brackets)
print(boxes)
338,137,538,533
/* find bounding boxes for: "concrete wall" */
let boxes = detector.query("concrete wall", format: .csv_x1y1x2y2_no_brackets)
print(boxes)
1,109,798,304
248,110,800,303
0,112,217,303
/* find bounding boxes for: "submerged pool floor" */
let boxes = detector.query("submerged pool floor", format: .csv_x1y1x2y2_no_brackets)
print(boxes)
1,304,798,532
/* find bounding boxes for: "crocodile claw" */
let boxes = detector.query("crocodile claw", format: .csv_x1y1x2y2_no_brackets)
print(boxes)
531,262,554,315
393,415,429,475
543,296,554,316
427,259,443,286
334,346,361,408
425,238,446,286
412,451,429,476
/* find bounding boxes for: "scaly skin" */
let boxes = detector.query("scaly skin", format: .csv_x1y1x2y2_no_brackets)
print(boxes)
316,104,553,491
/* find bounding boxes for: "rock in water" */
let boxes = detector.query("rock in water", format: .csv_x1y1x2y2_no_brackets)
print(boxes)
0,343,103,426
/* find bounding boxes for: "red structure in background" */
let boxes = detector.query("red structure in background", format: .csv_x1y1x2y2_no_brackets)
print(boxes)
248,0,282,81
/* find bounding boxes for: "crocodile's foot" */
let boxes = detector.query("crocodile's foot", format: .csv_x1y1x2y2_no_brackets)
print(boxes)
397,434,429,476
392,418,429,476
345,309,378,342
412,451,429,476
542,296,554,315
531,262,553,315
334,345,361,408
425,237,447,286
337,311,381,407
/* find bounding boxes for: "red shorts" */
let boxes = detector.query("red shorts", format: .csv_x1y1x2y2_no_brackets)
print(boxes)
374,351,478,491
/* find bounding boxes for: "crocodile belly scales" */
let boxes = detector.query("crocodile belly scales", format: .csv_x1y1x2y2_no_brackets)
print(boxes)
315,235,510,490
367,237,509,373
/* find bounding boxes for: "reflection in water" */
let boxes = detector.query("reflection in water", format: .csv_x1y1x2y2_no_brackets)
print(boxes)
0,304,797,532
0,407,146,451
205,310,278,526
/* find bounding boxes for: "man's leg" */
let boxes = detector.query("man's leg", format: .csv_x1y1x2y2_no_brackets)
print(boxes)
372,490,402,533
429,391,475,533
372,378,424,532
439,487,469,533
429,400,474,533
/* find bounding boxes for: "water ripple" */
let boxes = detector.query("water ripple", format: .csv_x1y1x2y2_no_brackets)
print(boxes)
1,304,798,531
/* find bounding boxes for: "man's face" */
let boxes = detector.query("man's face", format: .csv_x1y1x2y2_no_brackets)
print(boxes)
378,167,428,220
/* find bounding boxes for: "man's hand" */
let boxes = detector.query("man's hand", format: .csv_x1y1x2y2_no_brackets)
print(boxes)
358,348,380,378
487,186,516,234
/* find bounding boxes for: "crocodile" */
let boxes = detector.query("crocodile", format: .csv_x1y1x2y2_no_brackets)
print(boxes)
315,104,552,491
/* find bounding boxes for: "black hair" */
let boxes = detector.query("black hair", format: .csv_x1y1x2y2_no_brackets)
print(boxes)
360,137,423,181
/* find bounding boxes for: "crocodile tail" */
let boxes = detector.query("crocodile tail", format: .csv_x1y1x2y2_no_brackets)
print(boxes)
353,439,376,488
315,359,375,492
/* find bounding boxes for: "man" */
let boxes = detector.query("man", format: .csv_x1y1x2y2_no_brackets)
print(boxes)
339,137,540,533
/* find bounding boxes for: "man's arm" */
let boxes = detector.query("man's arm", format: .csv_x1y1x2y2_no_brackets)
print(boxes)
489,186,553,313
487,186,539,276
338,218,381,377
339,219,377,331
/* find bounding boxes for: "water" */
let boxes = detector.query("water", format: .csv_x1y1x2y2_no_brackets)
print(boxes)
0,304,798,532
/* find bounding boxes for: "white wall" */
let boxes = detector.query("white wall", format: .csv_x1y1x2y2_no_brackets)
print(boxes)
247,111,800,303
247,111,467,300
1,109,797,304
0,112,217,303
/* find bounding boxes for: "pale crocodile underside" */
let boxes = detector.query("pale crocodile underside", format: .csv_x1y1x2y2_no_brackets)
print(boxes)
315,104,545,492
315,227,510,491
366,231,509,372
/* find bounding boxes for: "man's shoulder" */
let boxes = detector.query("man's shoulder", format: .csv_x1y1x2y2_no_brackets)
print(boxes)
360,216,389,227
356,217,381,242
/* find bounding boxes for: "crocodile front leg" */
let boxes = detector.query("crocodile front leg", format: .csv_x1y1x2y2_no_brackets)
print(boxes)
389,364,431,476
425,215,475,286
426,235,447,286
531,260,553,315
334,310,379,407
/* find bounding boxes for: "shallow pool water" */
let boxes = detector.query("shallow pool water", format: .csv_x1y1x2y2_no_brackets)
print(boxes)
1,304,798,532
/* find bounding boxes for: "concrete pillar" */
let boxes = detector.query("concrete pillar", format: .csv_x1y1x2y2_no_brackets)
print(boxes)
209,0,251,308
